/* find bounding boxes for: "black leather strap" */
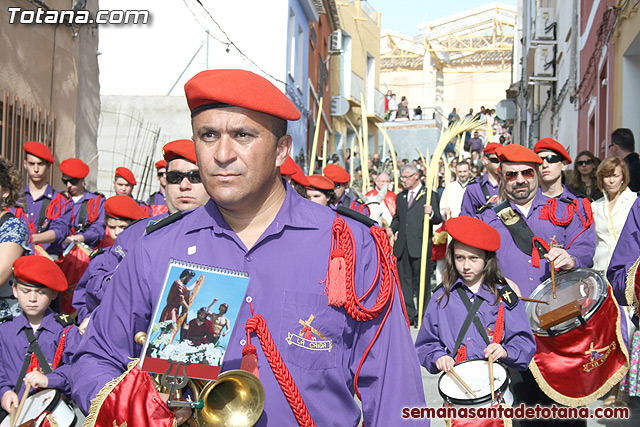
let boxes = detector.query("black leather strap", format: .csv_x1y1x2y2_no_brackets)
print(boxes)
14,328,51,392
493,200,548,258
453,287,489,356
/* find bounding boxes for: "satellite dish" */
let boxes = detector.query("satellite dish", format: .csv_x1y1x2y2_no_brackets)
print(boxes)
495,99,516,120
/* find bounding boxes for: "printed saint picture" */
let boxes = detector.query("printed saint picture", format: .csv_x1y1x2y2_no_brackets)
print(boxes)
139,259,250,380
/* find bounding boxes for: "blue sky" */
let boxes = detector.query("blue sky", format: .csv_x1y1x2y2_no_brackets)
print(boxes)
367,0,517,34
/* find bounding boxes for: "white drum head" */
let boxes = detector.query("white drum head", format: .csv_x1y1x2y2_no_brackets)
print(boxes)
438,360,512,407
0,389,76,427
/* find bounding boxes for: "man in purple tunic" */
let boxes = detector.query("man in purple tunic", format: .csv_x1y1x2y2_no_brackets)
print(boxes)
57,158,106,249
478,145,594,426
71,70,426,426
460,142,501,217
13,142,73,258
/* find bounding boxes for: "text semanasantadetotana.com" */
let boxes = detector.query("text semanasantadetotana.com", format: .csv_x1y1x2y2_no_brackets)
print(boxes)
402,404,630,420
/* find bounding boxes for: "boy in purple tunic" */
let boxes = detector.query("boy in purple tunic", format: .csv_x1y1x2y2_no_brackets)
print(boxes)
460,142,501,217
416,216,535,374
0,256,80,414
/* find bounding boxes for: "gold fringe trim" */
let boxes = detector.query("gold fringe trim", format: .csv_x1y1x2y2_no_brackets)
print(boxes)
625,255,640,315
529,283,630,407
83,358,140,427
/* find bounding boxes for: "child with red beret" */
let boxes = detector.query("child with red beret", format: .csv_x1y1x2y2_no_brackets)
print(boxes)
415,216,536,375
0,256,80,415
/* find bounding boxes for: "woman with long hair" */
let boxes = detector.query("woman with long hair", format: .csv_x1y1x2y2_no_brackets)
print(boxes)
568,150,602,201
0,157,31,318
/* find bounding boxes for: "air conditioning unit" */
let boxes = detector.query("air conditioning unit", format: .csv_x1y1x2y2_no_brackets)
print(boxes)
534,45,555,77
330,96,350,116
329,30,343,53
535,8,555,40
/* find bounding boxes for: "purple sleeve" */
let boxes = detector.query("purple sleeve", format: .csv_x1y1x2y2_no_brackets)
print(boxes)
81,196,106,247
500,300,536,370
72,263,92,322
607,201,640,303
415,296,450,374
345,223,428,426
565,198,595,269
70,243,152,413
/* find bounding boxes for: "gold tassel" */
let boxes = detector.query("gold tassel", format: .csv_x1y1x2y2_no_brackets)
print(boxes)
83,358,140,427
625,255,640,315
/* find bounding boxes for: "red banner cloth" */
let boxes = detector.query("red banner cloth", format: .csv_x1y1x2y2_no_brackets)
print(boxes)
87,362,175,427
56,243,92,315
530,284,629,406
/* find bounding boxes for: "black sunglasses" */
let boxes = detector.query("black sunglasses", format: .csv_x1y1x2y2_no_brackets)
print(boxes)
504,168,535,182
157,172,166,177
62,177,81,185
539,154,562,164
166,170,202,184
576,159,592,167
486,156,500,164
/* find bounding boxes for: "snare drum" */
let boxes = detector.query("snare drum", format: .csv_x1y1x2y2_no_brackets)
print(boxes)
524,269,629,406
524,268,607,336
0,389,76,427
438,360,513,408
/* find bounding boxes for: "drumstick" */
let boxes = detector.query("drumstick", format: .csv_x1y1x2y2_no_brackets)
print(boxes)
520,296,550,305
9,404,16,427
447,368,477,398
12,383,31,427
488,354,495,402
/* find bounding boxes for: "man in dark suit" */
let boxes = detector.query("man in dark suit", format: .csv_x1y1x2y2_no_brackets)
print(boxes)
391,164,442,327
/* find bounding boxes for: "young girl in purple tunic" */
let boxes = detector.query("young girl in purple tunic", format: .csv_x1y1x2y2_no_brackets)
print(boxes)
415,216,536,375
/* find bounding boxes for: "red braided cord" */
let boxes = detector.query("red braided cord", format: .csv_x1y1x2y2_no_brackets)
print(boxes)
87,196,102,224
45,194,72,221
542,198,573,226
565,198,593,249
455,345,467,363
245,315,316,427
52,326,72,370
492,302,505,344
27,353,39,373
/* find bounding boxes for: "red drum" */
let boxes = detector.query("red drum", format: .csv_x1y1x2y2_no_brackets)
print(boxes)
524,269,629,406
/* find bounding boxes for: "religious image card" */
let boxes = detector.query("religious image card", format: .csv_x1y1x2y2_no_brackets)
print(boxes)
139,259,249,380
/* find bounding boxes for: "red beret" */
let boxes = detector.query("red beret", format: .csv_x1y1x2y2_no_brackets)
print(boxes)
23,141,54,164
163,139,197,164
104,195,147,221
291,170,310,187
60,158,89,179
483,143,502,155
534,138,572,163
323,164,350,184
496,145,543,164
280,156,298,176
306,174,335,191
155,160,167,170
13,255,68,292
447,216,500,252
115,167,137,185
184,69,301,121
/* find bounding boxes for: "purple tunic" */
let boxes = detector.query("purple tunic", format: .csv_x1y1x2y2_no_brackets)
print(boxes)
607,194,640,304
460,173,499,217
477,189,595,298
70,183,428,426
68,191,106,248
416,280,536,373
72,214,165,321
0,310,82,399
335,190,371,216
22,185,74,256
145,191,166,206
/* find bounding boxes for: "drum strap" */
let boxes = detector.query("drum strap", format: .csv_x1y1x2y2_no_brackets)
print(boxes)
493,200,548,260
15,329,52,392
453,287,491,358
